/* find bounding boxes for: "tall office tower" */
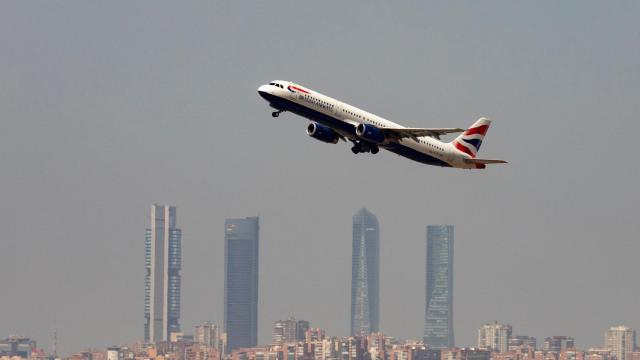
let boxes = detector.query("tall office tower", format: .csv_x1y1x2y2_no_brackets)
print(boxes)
144,205,182,343
424,225,454,349
195,321,220,349
544,336,575,352
605,326,636,360
350,208,380,336
478,322,512,352
224,217,259,353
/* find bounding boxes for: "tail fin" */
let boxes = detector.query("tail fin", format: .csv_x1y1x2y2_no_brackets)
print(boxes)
451,117,491,158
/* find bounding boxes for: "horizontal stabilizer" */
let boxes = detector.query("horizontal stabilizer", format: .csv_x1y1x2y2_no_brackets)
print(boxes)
464,158,508,164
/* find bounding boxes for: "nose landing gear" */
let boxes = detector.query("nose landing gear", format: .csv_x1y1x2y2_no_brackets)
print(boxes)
272,110,284,117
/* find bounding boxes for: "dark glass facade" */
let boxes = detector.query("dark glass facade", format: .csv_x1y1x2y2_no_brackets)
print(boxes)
350,208,379,336
224,217,259,353
424,225,454,349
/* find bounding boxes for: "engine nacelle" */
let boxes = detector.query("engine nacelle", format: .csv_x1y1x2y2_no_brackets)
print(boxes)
356,123,386,144
307,123,339,144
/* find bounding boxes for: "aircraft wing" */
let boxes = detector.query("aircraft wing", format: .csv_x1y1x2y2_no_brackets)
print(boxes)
383,127,465,140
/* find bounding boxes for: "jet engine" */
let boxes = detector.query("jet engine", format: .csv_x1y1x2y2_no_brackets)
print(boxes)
306,123,339,144
355,123,386,144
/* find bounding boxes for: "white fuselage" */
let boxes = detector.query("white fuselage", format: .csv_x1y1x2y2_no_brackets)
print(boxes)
258,80,476,168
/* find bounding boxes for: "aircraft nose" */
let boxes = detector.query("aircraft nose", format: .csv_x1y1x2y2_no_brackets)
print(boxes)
257,84,271,100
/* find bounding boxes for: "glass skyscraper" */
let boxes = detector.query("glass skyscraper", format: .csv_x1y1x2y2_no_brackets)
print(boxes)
424,225,454,349
224,217,259,353
350,208,379,336
144,205,182,342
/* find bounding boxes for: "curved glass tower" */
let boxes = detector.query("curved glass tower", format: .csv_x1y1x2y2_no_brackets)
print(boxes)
350,208,379,336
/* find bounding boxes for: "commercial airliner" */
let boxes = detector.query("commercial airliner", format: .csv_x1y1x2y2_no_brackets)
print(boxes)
257,80,506,169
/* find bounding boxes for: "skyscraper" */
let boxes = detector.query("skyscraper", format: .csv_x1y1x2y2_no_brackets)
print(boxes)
144,205,182,342
424,225,454,349
605,326,636,360
350,208,380,336
224,217,259,353
478,322,512,352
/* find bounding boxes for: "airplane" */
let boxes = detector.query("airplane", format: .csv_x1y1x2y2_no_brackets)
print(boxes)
257,80,506,169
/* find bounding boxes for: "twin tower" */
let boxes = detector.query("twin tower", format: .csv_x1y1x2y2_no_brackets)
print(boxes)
143,205,454,352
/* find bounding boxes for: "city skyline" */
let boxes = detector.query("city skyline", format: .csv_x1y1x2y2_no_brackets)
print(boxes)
2,322,638,360
4,203,639,354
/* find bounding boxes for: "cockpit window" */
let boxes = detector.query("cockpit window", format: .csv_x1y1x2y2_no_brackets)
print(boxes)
269,82,275,86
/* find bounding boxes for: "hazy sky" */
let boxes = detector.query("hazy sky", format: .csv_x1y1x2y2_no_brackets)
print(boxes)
1,1,639,355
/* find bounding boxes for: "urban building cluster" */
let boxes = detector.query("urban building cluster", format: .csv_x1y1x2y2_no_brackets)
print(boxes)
2,324,637,360
3,206,636,360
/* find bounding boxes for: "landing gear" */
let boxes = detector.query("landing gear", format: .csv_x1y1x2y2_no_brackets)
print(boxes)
271,109,284,117
350,141,379,154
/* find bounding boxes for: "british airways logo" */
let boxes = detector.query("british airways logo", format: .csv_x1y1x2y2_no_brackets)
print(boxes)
453,125,489,158
287,85,310,94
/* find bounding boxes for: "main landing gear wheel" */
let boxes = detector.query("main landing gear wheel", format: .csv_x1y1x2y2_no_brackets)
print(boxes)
351,141,378,154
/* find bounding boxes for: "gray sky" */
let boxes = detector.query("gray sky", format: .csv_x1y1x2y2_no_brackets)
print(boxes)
1,1,639,355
